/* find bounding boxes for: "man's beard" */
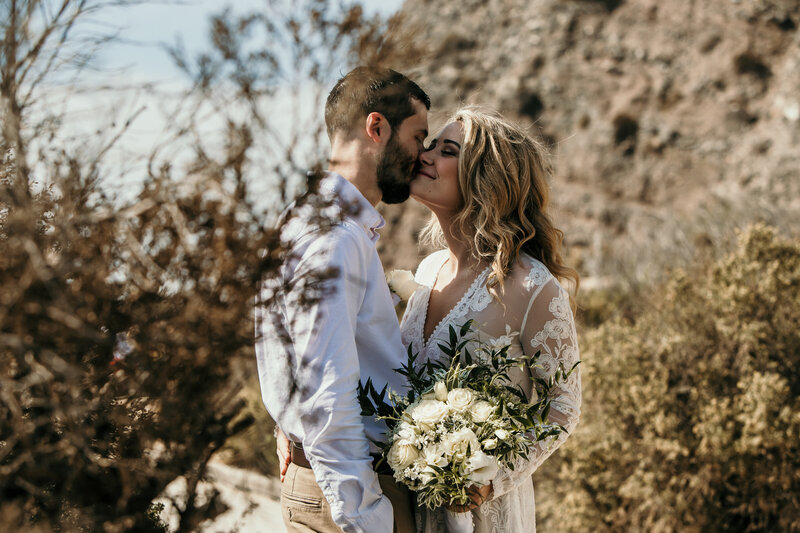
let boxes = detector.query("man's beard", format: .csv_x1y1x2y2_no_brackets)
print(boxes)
376,134,417,204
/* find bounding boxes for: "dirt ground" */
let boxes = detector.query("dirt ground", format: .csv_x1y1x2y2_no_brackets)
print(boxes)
158,461,287,533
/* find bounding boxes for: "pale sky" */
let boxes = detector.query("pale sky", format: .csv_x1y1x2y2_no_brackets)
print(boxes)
92,0,404,83
50,0,405,207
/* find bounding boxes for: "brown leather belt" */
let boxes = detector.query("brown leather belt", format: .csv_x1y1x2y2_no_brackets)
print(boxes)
290,442,393,475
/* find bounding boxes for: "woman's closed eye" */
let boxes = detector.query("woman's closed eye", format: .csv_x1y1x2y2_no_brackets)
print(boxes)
423,139,458,157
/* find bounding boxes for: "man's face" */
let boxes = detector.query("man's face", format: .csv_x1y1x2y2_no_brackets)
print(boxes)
376,98,429,204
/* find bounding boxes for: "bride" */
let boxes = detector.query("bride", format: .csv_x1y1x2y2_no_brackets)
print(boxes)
400,107,582,533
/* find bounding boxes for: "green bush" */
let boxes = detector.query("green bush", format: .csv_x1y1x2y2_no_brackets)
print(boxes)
537,225,800,532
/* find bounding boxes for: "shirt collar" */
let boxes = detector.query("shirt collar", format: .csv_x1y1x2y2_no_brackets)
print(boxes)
318,171,385,242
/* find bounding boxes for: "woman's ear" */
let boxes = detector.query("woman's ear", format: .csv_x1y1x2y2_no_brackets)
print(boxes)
365,112,390,145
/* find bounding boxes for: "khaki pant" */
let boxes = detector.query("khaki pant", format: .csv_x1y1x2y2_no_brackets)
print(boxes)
280,462,415,533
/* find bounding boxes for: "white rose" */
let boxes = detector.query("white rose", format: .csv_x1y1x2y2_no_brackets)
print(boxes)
494,428,510,441
471,400,495,423
447,388,475,412
443,427,480,460
387,440,420,471
434,381,448,402
386,270,422,301
409,400,449,429
465,450,499,486
482,438,497,450
396,422,419,445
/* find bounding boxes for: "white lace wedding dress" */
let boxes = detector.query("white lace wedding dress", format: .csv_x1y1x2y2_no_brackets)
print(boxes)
399,250,582,533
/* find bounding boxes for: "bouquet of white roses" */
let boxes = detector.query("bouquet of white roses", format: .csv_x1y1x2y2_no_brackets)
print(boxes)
359,321,576,532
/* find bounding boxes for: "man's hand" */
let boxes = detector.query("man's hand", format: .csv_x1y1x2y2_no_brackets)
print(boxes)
275,427,291,482
445,483,493,513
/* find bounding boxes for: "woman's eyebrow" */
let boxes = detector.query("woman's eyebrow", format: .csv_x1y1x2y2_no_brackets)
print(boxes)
443,139,461,149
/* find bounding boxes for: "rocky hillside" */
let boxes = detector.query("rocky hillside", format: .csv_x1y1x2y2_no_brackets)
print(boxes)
378,0,800,286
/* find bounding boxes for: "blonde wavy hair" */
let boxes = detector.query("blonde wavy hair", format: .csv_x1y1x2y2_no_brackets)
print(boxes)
420,106,579,306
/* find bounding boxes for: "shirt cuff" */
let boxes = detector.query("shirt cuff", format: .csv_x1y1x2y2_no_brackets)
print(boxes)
326,488,393,533
353,494,394,533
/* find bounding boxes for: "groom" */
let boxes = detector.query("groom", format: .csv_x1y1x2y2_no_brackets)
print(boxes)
255,67,430,533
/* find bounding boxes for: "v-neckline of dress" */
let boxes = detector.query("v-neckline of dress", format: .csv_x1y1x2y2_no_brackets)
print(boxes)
421,257,491,348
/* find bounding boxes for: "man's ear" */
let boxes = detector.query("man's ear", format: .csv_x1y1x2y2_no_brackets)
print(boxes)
365,112,390,145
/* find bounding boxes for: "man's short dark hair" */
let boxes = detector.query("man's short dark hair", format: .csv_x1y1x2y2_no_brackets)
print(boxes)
325,66,430,140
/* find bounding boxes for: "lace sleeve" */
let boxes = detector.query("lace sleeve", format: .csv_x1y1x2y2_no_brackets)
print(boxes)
490,277,582,499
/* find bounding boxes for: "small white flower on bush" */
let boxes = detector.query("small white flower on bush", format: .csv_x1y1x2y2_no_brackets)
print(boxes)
471,400,495,423
386,269,422,302
447,388,475,412
387,440,420,471
465,450,499,486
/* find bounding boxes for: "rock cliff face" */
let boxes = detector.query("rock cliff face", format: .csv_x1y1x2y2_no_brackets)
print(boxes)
379,0,800,284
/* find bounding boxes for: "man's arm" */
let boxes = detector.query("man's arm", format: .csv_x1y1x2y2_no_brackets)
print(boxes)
256,226,393,533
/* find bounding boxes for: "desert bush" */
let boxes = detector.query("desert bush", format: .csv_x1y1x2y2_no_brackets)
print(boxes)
0,134,281,532
575,284,639,328
537,225,800,532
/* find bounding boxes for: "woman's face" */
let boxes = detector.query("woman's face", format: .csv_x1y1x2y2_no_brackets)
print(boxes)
410,121,464,214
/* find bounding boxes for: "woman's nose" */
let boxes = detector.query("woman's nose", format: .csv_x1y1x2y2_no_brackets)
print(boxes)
418,150,432,165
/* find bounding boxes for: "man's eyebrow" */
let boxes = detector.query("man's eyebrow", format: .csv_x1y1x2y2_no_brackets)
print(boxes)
443,139,461,149
418,129,428,138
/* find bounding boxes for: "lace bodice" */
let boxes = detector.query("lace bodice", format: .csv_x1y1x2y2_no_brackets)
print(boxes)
399,250,582,533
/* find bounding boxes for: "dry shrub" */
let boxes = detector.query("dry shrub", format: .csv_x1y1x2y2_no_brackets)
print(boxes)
0,1,416,531
537,224,800,532
0,144,282,531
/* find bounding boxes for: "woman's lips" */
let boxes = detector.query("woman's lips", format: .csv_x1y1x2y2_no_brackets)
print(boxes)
417,170,436,180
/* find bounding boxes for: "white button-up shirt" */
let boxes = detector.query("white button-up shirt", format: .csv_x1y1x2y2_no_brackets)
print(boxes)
255,172,407,533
